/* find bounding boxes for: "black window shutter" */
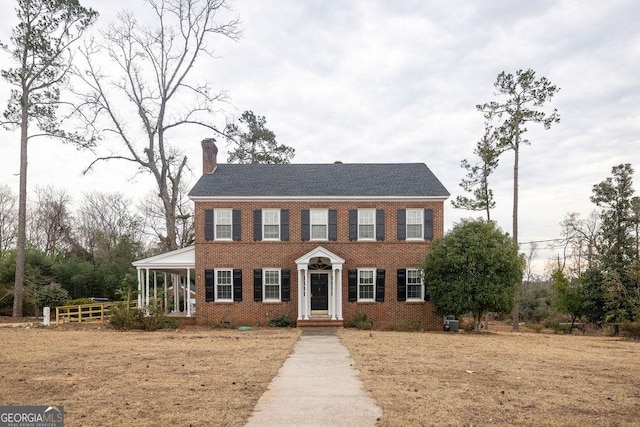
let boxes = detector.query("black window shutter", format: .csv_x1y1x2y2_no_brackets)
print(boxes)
424,280,430,301
424,209,434,240
397,209,406,240
233,269,242,302
328,210,337,241
253,210,262,241
301,210,310,241
205,209,214,241
397,269,407,302
281,269,291,302
348,210,357,241
376,269,385,302
376,209,385,241
253,269,263,302
232,210,242,241
205,269,215,302
348,270,357,302
281,210,290,241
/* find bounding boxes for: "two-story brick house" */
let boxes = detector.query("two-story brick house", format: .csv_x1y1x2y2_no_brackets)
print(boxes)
188,139,449,330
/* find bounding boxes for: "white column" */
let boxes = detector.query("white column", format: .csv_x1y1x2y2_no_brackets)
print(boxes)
145,268,150,312
303,270,310,320
153,271,157,306
186,269,192,317
336,268,343,320
183,276,187,313
163,273,168,314
137,268,142,307
297,269,303,320
173,274,178,313
330,269,337,320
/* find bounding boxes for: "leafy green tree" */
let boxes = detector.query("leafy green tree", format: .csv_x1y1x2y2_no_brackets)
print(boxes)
423,219,524,331
452,125,501,220
477,68,560,331
551,269,584,332
33,282,70,316
580,267,606,324
226,111,295,164
1,0,97,317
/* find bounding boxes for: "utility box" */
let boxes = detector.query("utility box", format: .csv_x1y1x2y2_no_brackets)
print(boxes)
443,315,458,332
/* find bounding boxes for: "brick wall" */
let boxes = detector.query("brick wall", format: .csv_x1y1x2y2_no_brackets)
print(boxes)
194,200,444,331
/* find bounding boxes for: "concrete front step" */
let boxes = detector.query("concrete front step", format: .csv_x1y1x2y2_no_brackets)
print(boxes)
296,318,345,328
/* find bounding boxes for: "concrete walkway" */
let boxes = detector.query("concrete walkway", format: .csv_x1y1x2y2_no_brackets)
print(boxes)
245,328,382,427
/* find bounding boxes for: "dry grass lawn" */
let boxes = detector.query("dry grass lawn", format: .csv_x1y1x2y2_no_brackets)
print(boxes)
339,328,640,426
0,324,300,426
1,322,639,426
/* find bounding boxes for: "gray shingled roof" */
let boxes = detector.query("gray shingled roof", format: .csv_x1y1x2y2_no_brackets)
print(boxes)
188,163,450,198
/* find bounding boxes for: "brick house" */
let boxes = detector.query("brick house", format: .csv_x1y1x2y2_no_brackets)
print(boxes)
188,139,450,330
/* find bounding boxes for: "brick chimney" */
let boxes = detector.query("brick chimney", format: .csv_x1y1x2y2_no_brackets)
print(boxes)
201,138,218,174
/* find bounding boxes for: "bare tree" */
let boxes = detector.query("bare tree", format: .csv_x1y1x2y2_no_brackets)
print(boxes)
77,191,145,261
1,0,97,316
0,185,18,254
558,211,600,278
74,0,240,251
139,184,194,252
28,186,75,257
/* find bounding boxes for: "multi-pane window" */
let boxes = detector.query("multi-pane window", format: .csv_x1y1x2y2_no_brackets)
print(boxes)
358,269,375,301
406,209,423,239
263,209,280,240
407,269,423,300
358,209,375,240
216,269,232,301
310,210,328,240
215,210,232,240
264,269,281,301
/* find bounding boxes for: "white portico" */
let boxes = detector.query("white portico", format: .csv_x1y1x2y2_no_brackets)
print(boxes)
295,246,345,321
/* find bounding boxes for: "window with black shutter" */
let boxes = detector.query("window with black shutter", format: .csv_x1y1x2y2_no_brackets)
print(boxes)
348,270,357,302
253,269,262,301
233,269,242,301
328,210,337,241
348,210,357,241
253,210,262,241
301,210,310,241
424,209,434,240
397,209,406,240
281,210,290,241
397,269,407,301
376,269,385,302
376,209,385,240
205,269,215,302
205,210,214,241
232,210,242,241
281,269,291,302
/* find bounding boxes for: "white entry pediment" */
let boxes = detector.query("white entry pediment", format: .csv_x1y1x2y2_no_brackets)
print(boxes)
295,246,345,269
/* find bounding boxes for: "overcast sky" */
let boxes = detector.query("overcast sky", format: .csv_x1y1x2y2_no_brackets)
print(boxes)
1,0,639,275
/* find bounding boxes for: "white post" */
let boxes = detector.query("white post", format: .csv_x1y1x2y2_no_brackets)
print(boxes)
153,271,157,308
183,276,187,313
297,269,303,320
145,268,150,312
173,274,178,312
330,269,336,320
136,269,142,307
336,268,343,320
43,307,50,326
164,273,168,314
186,269,192,317
303,270,309,320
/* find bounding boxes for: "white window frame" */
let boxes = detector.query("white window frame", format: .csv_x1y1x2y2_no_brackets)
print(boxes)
310,209,328,240
406,268,424,301
262,209,281,240
214,209,232,240
357,268,375,302
263,268,281,302
215,269,233,302
406,209,424,240
358,209,375,241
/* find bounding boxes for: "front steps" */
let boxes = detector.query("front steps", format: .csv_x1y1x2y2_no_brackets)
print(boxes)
296,316,344,328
